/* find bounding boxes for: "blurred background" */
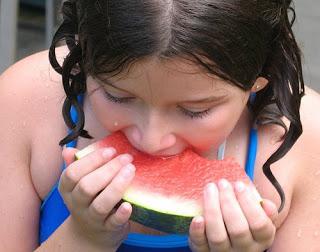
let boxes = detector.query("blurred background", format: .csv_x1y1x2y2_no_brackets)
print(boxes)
0,0,319,91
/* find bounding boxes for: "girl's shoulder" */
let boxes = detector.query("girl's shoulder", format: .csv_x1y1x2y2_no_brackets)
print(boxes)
255,86,320,250
0,46,70,199
0,47,71,250
295,86,320,174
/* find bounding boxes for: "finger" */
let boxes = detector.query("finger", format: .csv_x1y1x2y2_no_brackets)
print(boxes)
88,163,136,221
204,183,231,251
59,147,117,194
218,179,253,249
71,153,134,207
188,216,210,252
62,147,79,166
234,181,276,243
105,202,132,232
260,199,278,223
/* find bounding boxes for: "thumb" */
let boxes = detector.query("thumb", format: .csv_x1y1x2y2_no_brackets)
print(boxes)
261,199,278,223
62,147,79,166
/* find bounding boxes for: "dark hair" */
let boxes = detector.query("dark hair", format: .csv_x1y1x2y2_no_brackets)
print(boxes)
49,0,305,212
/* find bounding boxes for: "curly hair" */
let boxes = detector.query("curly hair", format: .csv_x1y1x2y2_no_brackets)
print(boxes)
49,0,305,212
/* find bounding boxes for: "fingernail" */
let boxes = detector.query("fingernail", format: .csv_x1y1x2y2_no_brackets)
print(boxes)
205,183,217,196
121,163,136,178
218,179,229,190
193,216,204,229
119,154,133,165
235,181,246,193
119,202,131,214
102,147,116,158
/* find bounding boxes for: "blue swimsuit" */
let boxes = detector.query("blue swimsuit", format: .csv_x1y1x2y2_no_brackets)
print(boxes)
39,95,258,251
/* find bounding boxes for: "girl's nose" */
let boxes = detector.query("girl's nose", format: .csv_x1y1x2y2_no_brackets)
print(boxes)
125,111,177,155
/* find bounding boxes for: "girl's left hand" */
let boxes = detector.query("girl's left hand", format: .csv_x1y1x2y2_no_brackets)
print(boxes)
188,179,278,252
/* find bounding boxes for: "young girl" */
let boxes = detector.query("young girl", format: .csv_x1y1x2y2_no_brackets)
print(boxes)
1,0,320,251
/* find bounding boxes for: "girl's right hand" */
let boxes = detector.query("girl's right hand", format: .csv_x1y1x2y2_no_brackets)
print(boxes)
59,147,136,251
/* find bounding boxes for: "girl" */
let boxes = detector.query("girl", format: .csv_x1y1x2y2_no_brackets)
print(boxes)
1,0,320,251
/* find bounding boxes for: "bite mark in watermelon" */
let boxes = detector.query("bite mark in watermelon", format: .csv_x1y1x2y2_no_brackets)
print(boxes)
75,131,252,234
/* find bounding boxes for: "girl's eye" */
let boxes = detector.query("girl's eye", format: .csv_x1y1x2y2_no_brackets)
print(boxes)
104,91,212,119
104,91,135,103
178,106,212,119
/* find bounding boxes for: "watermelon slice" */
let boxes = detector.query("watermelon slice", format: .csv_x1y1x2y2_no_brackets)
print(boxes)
75,131,251,234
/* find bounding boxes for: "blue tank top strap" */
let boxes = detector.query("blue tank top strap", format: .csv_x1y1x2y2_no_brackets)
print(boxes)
39,93,258,251
245,92,258,181
245,126,258,181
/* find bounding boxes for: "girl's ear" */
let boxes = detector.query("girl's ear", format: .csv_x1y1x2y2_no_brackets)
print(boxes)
251,77,269,93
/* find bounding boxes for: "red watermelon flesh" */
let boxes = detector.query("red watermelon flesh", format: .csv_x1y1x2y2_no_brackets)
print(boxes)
75,131,251,234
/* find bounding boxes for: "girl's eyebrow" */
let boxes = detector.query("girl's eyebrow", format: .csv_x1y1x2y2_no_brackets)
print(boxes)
181,94,228,104
98,78,132,93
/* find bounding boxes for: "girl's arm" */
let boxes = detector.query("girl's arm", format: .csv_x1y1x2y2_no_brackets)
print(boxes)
0,59,42,251
34,217,115,252
270,87,320,251
0,51,112,252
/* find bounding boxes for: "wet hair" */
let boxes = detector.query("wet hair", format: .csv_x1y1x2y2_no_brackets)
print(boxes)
49,0,305,212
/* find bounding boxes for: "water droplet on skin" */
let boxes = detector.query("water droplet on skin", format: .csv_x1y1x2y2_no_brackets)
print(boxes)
22,121,26,127
314,231,319,237
10,122,16,131
315,170,320,176
297,229,302,238
114,121,118,126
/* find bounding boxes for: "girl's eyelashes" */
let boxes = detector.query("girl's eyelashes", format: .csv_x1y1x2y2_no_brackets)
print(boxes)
177,106,212,119
104,90,135,103
104,91,212,119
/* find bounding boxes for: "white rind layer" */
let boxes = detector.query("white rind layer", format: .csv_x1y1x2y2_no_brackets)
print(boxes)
123,187,202,217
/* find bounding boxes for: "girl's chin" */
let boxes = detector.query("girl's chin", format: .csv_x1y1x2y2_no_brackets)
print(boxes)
194,146,219,160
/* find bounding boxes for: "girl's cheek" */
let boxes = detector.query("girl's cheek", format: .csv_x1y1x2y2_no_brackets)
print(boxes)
182,109,237,150
100,106,134,132
88,93,134,131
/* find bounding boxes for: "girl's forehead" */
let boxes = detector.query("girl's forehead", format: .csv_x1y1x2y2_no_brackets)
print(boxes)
105,56,230,92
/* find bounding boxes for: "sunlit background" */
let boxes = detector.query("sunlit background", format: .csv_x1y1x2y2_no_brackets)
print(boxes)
0,0,319,91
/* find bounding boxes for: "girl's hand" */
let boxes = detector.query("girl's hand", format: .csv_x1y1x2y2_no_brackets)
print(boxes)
59,147,135,251
188,179,278,252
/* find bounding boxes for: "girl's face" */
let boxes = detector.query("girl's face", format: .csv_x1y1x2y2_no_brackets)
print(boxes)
86,57,251,158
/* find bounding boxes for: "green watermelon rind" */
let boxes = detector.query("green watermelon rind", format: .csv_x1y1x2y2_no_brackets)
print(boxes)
123,188,201,234
127,200,193,234
123,188,201,217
